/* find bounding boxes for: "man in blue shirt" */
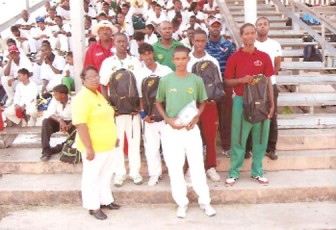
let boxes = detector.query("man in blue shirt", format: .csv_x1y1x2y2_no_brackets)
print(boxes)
205,17,235,156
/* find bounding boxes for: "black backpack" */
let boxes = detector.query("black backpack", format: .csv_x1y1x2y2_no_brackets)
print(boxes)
109,68,140,114
243,74,270,124
191,60,224,101
141,75,163,122
303,45,323,62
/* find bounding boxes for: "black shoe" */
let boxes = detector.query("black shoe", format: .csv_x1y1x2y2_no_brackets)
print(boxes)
245,151,252,159
101,202,121,210
89,209,107,220
40,154,50,162
50,144,63,154
265,150,278,160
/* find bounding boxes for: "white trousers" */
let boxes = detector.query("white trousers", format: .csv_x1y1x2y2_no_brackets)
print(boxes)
4,103,38,124
81,150,116,210
50,34,72,52
161,124,211,206
142,120,165,177
114,114,141,178
1,76,17,104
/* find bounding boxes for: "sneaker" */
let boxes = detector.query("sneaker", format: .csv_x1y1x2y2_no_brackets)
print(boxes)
200,204,216,217
148,175,161,186
40,154,50,162
225,177,238,187
176,205,188,218
222,149,231,158
245,151,252,159
27,117,37,127
130,174,143,185
206,167,220,182
252,176,269,185
114,175,127,187
265,150,278,160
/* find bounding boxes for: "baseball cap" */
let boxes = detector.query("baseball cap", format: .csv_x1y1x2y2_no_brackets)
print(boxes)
208,17,222,26
36,17,45,23
92,20,118,36
8,45,19,53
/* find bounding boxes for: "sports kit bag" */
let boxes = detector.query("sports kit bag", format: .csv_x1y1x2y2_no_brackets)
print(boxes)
191,60,224,101
141,75,163,121
303,45,323,62
60,129,81,164
243,74,270,124
109,68,140,114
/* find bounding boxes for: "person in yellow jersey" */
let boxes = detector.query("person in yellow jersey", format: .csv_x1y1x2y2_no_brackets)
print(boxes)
72,66,120,220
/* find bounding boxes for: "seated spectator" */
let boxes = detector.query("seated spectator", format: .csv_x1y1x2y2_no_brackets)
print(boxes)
61,52,75,91
56,0,71,20
188,2,206,25
100,1,116,21
1,45,33,107
40,84,74,162
84,0,97,19
117,12,134,39
144,24,158,45
30,17,52,52
15,10,35,32
50,15,72,54
180,27,194,49
146,3,167,27
203,0,219,16
10,25,36,56
130,32,145,58
45,7,57,27
37,41,66,94
4,68,38,127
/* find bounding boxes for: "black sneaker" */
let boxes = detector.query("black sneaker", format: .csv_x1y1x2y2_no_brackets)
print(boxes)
40,154,50,162
265,150,278,160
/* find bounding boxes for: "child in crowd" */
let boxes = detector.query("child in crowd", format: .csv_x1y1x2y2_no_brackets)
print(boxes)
62,52,75,92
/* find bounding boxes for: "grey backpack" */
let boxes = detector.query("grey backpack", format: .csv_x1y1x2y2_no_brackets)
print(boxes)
109,68,139,114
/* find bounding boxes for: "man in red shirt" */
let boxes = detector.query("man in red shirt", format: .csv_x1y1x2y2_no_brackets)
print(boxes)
224,23,274,187
84,20,118,70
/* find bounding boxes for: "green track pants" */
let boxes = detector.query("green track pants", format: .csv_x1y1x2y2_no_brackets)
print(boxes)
228,96,270,179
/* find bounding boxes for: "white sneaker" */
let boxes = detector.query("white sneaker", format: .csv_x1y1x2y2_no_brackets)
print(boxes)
206,167,221,182
114,175,126,187
130,174,143,185
200,204,216,217
148,175,161,186
176,205,188,218
27,117,37,127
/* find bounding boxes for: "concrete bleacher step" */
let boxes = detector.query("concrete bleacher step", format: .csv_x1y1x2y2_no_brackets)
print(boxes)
276,74,336,86
1,148,335,174
281,62,336,70
278,114,336,129
0,169,335,205
235,18,288,23
278,92,336,107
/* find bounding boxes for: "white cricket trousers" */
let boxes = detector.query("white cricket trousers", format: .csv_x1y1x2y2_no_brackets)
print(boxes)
142,120,165,177
161,124,211,206
114,114,141,178
81,150,116,210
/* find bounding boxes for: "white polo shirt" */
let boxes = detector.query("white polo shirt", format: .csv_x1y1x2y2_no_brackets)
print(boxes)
44,96,72,120
5,55,33,77
13,81,38,107
137,62,172,97
40,54,66,81
99,54,142,86
187,51,222,81
255,38,282,85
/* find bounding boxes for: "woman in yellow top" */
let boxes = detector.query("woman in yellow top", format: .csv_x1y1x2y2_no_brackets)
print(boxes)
72,66,120,220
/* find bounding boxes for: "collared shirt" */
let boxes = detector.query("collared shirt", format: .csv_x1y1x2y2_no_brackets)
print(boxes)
40,54,66,81
224,48,274,96
13,81,38,107
255,38,282,85
5,55,33,77
99,54,142,86
137,62,172,97
84,40,114,71
153,39,182,71
44,96,72,121
205,36,235,76
72,87,117,153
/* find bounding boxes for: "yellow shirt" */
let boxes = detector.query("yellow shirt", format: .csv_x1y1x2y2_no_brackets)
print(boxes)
72,87,117,153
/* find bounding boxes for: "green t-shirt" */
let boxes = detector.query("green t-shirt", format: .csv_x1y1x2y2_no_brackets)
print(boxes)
152,39,182,71
156,72,208,118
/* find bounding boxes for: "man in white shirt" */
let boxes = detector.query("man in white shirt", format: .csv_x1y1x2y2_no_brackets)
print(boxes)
1,45,33,107
40,84,74,162
4,68,38,127
144,24,158,45
187,29,222,182
50,15,72,54
252,16,282,160
137,43,172,186
146,3,167,27
30,17,53,52
37,41,66,93
15,10,35,32
100,33,142,187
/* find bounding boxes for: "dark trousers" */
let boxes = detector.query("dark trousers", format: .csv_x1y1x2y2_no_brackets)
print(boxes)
246,84,279,152
41,118,73,155
217,87,233,151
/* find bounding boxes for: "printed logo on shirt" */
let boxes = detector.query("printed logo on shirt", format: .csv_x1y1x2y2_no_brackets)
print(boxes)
220,47,228,53
254,60,263,66
169,88,177,93
95,52,104,56
157,54,163,60
187,87,193,94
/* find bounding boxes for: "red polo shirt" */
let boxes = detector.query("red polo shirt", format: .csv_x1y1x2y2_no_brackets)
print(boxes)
224,47,274,96
84,40,114,71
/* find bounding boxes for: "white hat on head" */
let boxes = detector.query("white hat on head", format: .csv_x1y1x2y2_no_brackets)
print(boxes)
92,20,118,36
208,17,222,26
